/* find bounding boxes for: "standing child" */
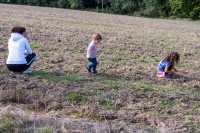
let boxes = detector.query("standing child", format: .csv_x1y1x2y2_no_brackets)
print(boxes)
157,51,180,79
86,33,102,74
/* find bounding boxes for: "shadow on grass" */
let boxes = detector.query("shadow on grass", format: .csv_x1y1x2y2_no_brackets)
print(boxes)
31,71,86,84
31,70,200,86
95,72,136,81
151,72,200,85
174,73,200,83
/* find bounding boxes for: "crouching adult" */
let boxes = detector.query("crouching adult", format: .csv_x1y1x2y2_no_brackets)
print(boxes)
6,26,36,74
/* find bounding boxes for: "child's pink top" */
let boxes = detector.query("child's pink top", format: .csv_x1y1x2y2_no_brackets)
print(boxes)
87,41,97,58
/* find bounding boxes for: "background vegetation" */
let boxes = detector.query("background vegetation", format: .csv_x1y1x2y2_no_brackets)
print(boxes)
0,0,200,19
0,3,200,132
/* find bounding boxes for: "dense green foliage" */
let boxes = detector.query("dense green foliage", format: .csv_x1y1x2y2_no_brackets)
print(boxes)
110,0,142,14
142,0,171,17
0,0,199,19
190,0,200,19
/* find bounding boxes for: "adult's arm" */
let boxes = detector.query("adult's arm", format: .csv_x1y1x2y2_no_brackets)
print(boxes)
24,38,32,54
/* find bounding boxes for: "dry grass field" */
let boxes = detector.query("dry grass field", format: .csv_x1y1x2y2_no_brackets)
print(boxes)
0,3,200,133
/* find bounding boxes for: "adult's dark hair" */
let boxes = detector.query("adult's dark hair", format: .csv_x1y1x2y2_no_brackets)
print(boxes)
11,26,26,34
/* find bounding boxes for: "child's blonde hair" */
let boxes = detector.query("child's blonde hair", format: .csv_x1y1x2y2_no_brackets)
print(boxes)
91,33,102,41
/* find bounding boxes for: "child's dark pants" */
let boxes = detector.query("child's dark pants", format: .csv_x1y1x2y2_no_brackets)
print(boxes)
87,58,97,73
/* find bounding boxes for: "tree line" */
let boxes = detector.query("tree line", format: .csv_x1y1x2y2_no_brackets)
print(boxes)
0,0,200,20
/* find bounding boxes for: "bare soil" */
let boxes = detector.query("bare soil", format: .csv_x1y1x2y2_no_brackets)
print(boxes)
0,3,200,133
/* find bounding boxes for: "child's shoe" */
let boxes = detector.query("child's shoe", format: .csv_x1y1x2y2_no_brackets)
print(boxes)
23,67,33,74
93,71,97,74
86,66,91,73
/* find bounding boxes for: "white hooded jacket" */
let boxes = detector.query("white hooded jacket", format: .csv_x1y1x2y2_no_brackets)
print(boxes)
6,33,32,64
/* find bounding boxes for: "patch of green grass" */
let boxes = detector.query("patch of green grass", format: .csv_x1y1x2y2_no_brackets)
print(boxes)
138,55,149,63
133,81,158,92
103,80,121,90
0,88,27,104
97,93,114,110
31,71,85,84
185,122,200,133
0,115,15,133
0,37,6,45
34,127,53,133
141,84,155,92
190,88,200,100
194,123,200,129
69,111,83,118
65,74,85,82
191,102,200,114
99,99,114,110
159,100,176,111
32,71,59,82
65,92,88,105
31,42,40,49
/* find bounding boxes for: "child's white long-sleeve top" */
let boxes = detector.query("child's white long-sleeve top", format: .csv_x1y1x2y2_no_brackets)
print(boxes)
87,41,97,58
6,33,32,64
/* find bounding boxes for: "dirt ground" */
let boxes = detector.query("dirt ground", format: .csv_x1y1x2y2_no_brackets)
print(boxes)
0,3,200,133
